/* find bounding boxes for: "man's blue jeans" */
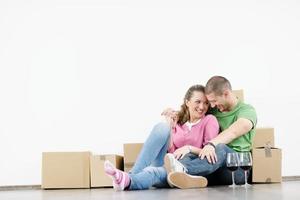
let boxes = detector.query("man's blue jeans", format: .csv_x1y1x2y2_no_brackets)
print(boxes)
128,122,170,190
179,144,247,185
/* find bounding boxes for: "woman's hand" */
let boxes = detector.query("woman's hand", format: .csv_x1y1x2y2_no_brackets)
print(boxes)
173,146,190,160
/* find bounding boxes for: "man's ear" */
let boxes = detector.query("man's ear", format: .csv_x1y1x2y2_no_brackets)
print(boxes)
223,89,230,97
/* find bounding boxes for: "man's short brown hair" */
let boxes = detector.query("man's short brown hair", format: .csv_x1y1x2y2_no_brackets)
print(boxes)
205,76,232,95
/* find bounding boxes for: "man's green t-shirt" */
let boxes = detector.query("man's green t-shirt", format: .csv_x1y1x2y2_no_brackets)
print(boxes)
211,101,257,152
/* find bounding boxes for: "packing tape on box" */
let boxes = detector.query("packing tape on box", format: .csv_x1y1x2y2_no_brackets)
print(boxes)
266,178,272,183
264,144,272,157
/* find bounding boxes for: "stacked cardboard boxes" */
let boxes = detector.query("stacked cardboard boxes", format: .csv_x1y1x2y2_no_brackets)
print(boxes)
123,143,143,172
42,144,142,189
233,89,244,102
232,90,282,183
42,152,123,189
252,128,282,183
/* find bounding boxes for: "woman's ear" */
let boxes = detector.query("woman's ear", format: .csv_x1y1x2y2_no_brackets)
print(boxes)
185,99,190,107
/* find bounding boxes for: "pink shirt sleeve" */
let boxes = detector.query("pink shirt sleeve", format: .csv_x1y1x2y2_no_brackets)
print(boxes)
203,115,219,146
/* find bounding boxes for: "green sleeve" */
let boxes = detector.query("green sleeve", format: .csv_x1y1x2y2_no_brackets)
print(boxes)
237,104,257,129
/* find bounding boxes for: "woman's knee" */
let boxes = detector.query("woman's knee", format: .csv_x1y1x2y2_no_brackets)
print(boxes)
151,122,171,140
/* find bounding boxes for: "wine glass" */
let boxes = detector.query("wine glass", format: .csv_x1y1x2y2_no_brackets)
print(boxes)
238,152,252,188
226,152,239,188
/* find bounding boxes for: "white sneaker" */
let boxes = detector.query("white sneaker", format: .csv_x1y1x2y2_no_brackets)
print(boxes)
168,171,208,189
164,153,187,187
164,153,187,173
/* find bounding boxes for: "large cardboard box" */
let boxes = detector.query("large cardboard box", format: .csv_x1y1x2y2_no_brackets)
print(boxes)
233,89,244,102
252,147,282,183
253,128,275,148
123,143,143,172
42,152,91,189
90,155,123,187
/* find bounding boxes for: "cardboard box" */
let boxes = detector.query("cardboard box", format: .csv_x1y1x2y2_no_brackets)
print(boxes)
253,128,275,148
252,147,282,183
123,143,143,172
90,155,123,187
42,152,91,189
233,89,244,102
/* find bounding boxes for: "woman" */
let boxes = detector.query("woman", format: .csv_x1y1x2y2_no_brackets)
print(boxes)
104,84,219,190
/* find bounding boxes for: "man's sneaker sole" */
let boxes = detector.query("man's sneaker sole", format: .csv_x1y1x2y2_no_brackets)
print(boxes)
168,172,208,189
164,154,173,175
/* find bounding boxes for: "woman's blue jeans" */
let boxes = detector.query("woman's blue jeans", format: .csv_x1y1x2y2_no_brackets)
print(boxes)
128,122,171,190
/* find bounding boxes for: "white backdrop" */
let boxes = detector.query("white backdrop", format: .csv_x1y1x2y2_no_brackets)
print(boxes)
0,0,300,186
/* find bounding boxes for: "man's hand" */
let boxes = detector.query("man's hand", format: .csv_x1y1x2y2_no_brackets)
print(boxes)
198,144,217,164
161,108,178,128
173,146,190,160
161,108,177,118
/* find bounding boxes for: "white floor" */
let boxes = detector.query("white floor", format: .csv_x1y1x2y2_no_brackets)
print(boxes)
1,181,300,200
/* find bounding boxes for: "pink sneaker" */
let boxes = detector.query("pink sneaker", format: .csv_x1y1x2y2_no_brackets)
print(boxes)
104,160,130,191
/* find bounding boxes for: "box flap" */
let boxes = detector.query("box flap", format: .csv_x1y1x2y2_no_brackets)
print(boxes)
252,128,275,148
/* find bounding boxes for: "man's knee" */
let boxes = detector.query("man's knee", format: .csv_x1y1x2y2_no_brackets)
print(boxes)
215,144,228,164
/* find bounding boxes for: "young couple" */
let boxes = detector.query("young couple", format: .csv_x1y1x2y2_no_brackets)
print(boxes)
104,75,257,190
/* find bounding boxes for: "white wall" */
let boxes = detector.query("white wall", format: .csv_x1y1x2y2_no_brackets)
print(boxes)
0,0,300,186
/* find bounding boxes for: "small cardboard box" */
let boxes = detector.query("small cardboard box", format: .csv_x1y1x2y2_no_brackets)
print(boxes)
252,147,282,183
233,89,244,102
42,152,91,189
90,155,123,187
253,128,275,148
123,143,143,172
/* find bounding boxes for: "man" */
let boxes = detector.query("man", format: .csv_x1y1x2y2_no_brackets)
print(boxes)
164,76,257,188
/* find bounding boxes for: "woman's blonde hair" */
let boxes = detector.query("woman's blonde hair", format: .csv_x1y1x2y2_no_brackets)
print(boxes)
177,85,205,125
